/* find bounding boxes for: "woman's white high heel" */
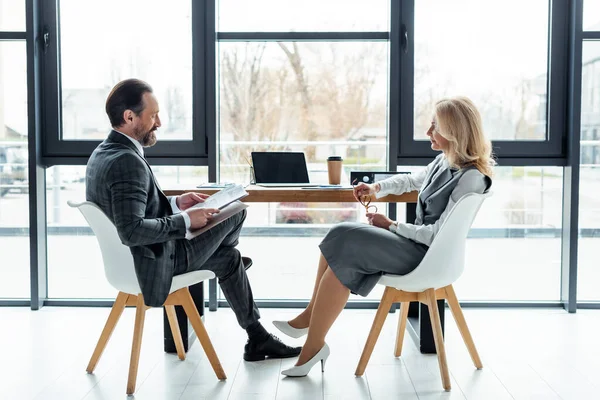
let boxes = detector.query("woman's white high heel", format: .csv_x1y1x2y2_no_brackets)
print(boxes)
281,343,330,377
273,320,308,339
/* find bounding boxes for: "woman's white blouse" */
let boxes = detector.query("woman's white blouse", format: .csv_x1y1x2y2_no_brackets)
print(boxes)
375,158,488,246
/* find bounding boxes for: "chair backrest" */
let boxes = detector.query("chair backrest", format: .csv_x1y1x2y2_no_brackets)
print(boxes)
68,201,141,295
397,192,491,290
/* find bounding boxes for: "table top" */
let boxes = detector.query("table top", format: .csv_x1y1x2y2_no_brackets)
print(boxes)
164,185,418,203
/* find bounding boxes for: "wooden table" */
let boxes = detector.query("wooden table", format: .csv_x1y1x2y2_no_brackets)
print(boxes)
164,185,418,203
163,186,441,355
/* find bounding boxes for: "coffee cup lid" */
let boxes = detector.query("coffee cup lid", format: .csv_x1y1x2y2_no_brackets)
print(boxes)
327,156,343,161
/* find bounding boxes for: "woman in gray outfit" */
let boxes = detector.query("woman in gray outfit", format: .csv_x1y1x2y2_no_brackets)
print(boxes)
276,96,494,377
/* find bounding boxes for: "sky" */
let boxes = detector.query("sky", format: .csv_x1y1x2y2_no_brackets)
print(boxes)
218,0,389,31
584,0,600,29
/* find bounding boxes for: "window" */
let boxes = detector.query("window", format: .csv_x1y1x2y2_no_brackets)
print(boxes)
43,0,205,161
578,41,600,302
413,0,549,141
59,0,192,141
218,41,389,183
31,0,576,306
218,0,389,32
0,41,29,298
216,2,390,301
460,166,562,301
388,165,562,302
47,166,208,299
0,0,25,31
401,0,566,160
584,0,600,31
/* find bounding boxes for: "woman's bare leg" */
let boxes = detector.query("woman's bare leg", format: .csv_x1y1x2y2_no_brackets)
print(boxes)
296,267,350,366
288,252,329,329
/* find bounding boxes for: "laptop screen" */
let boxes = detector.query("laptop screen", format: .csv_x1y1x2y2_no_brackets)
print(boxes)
251,152,310,184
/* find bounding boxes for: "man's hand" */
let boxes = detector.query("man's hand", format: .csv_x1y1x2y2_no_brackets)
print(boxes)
176,192,210,211
353,182,380,201
366,212,394,230
187,207,220,230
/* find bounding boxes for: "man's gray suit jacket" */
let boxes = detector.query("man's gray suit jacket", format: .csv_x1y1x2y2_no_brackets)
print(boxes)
86,130,187,307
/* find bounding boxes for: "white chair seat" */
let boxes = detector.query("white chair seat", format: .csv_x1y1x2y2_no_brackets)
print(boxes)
378,274,433,293
170,270,216,293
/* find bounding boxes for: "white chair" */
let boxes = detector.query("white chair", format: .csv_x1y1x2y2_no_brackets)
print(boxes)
355,192,491,391
68,201,225,395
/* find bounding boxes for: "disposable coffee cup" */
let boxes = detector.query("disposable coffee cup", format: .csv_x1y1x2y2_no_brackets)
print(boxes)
327,156,343,185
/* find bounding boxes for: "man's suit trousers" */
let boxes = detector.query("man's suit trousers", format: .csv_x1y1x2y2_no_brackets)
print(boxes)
174,209,260,329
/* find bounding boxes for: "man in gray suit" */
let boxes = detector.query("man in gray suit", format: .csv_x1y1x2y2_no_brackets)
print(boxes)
86,79,300,361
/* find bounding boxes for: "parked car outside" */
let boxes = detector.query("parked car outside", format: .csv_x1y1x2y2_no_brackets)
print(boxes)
0,147,27,196
0,145,27,197
0,146,13,197
275,169,358,224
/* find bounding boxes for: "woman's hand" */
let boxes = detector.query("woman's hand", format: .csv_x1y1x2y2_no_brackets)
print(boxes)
176,192,210,211
366,212,394,230
353,182,380,201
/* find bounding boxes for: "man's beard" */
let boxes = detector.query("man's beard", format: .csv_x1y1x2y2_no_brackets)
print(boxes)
134,126,158,148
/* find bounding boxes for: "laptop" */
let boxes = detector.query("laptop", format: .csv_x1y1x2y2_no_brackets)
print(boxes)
251,152,320,187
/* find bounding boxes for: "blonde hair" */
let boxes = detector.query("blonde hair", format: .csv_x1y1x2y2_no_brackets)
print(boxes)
434,96,495,177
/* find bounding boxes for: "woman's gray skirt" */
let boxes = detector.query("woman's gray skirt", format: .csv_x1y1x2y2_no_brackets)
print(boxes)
319,222,429,297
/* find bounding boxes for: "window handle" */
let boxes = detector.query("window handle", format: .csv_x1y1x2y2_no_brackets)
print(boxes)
401,24,408,54
40,26,50,54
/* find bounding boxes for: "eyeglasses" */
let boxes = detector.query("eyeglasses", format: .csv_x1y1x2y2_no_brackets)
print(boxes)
358,194,378,214
352,178,378,213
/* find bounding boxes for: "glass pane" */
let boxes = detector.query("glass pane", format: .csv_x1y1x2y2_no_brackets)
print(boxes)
584,0,600,31
0,0,25,31
578,41,600,301
218,41,388,300
59,0,192,140
394,165,561,302
0,41,29,298
414,0,549,141
47,166,208,299
458,166,562,301
218,0,389,32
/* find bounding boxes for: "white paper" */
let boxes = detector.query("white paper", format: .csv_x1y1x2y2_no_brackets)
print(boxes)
192,184,248,210
185,201,249,240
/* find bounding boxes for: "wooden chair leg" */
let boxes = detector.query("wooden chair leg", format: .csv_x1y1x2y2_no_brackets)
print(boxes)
165,305,186,361
394,302,410,357
355,287,395,376
444,285,482,369
127,295,148,395
177,288,226,380
425,288,451,391
86,292,129,374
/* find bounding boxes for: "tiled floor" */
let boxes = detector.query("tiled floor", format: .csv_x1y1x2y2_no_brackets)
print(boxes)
0,305,598,399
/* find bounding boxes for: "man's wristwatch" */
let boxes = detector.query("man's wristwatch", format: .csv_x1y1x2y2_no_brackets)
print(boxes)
389,222,398,233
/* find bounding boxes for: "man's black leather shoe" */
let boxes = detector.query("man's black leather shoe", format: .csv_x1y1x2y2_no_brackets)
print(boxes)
242,256,253,270
243,333,302,362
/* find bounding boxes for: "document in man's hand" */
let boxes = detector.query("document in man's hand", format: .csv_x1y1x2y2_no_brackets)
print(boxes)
192,183,248,210
186,201,248,240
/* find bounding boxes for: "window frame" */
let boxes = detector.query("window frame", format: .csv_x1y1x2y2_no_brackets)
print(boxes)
37,0,572,166
0,32,26,40
39,0,211,166
14,0,590,310
214,16,394,181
